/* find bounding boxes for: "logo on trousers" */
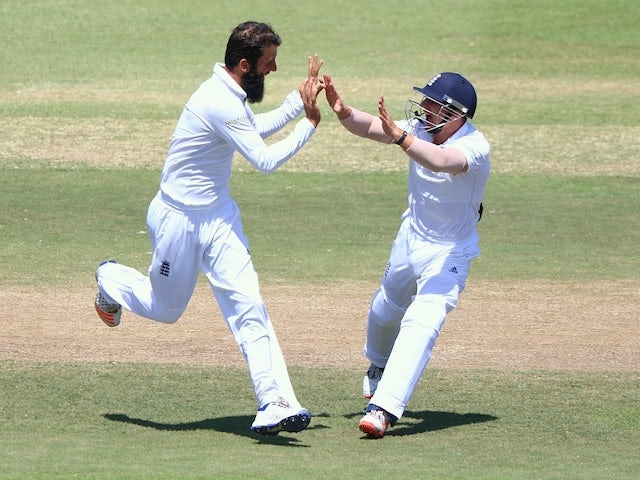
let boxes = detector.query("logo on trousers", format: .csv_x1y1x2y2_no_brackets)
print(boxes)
159,260,171,277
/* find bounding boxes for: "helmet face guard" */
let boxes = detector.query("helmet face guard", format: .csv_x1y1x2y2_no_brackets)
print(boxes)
404,97,466,134
408,72,477,133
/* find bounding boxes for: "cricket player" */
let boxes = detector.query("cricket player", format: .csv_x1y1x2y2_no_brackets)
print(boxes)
324,71,490,438
95,21,323,435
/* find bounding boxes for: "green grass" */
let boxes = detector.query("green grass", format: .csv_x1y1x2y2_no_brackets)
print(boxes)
1,168,638,286
1,0,639,478
1,362,638,479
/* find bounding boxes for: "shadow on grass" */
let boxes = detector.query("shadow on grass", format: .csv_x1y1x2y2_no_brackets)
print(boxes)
392,410,498,437
346,409,498,438
102,413,312,447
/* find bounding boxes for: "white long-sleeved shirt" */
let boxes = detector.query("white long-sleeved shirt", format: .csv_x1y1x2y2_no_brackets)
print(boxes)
160,62,316,209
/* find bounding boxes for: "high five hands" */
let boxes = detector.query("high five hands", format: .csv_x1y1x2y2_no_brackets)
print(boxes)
323,74,351,120
300,54,325,127
323,76,403,144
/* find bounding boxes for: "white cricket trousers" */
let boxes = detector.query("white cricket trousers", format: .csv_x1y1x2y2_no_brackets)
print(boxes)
96,192,301,409
365,217,480,420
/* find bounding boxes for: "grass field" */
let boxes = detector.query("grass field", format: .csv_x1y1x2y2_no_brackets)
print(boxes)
1,363,638,479
1,0,639,478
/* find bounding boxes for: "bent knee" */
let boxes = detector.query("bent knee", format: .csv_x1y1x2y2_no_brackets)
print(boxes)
369,287,407,327
151,302,186,324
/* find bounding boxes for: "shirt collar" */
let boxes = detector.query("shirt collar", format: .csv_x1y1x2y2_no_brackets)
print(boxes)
212,62,247,102
443,120,475,145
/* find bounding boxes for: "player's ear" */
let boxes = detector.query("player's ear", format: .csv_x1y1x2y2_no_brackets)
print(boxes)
239,58,251,74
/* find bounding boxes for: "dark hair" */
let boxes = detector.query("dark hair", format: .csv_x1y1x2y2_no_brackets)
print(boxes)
224,21,281,69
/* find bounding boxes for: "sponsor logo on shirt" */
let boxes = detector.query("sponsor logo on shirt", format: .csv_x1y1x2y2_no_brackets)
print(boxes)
226,116,249,126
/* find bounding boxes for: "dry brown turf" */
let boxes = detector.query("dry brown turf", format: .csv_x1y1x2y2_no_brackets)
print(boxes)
2,279,638,371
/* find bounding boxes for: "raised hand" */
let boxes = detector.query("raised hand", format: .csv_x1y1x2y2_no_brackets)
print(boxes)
307,53,324,81
301,54,324,127
378,96,403,141
323,74,351,120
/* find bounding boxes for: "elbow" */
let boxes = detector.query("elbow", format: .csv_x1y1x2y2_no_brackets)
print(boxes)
253,163,278,175
245,150,280,174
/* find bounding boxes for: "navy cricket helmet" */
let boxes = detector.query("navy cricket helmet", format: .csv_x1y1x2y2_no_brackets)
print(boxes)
413,72,477,118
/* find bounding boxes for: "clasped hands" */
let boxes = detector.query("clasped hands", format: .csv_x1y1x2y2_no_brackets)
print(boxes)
301,56,400,141
300,54,324,127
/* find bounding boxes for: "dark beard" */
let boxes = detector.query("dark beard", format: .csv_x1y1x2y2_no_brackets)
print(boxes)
241,68,265,103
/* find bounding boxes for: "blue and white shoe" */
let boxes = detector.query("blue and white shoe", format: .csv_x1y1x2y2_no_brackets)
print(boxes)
363,364,384,398
250,398,312,436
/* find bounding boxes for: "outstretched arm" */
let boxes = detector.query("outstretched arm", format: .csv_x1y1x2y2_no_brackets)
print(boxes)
323,74,390,142
226,55,326,173
378,96,468,173
254,54,324,136
324,73,352,120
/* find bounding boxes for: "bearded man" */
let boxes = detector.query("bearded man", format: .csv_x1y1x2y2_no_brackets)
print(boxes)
94,22,323,436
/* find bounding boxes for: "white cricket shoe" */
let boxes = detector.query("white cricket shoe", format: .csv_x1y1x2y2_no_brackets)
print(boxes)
250,398,312,436
94,260,121,327
359,408,391,439
95,291,122,327
362,364,384,398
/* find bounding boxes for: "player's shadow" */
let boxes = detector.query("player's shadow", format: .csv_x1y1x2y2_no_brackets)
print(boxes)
347,409,498,438
102,413,312,446
394,410,498,436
